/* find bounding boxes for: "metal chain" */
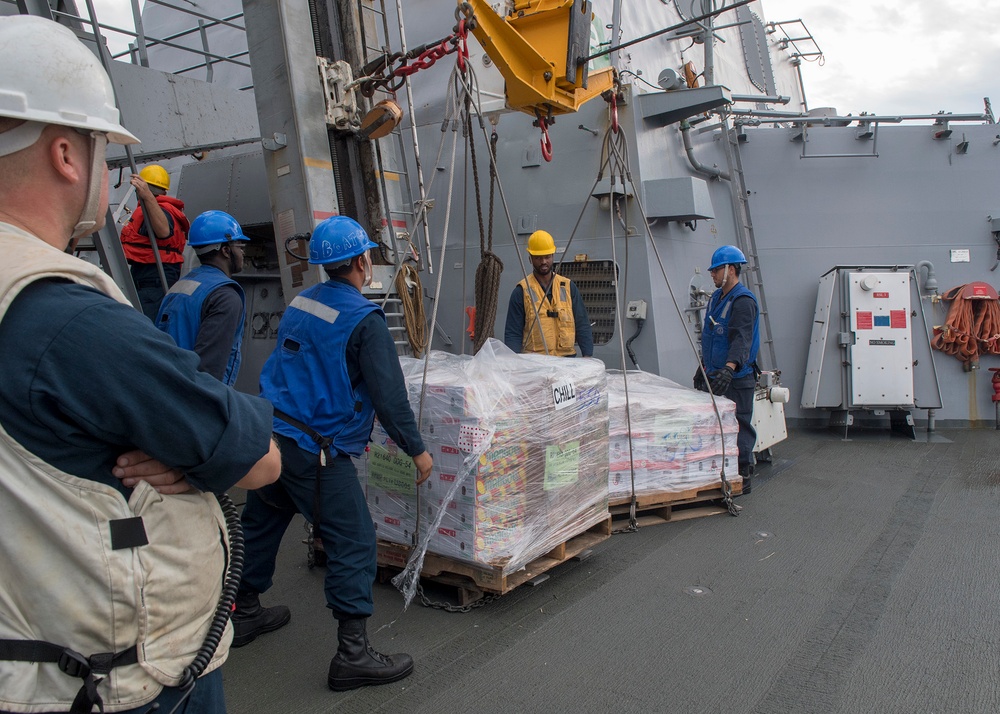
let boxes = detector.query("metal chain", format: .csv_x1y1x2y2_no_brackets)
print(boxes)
415,581,498,613
356,5,475,98
718,472,742,516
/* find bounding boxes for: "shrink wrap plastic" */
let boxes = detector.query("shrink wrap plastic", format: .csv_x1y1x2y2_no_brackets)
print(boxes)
607,371,739,500
370,339,609,606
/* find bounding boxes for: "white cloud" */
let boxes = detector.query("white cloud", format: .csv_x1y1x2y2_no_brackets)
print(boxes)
761,0,1000,118
62,0,1000,121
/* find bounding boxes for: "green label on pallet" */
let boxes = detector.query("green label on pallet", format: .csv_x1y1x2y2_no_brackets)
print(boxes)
544,440,580,491
369,444,415,494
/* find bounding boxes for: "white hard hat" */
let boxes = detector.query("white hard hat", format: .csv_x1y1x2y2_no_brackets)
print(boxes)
0,16,139,145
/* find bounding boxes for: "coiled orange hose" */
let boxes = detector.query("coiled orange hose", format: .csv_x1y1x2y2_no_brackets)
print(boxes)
931,284,1000,365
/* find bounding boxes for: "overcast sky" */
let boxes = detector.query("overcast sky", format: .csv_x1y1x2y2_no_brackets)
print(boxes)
91,0,1000,119
760,0,1000,118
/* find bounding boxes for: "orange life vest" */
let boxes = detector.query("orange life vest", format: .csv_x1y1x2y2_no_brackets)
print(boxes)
121,195,189,264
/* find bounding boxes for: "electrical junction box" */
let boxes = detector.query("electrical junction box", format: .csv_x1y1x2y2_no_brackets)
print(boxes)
801,266,940,434
641,177,715,221
625,299,647,320
848,272,913,406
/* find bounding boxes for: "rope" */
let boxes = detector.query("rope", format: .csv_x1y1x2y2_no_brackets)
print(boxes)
931,284,1000,365
395,264,427,357
472,126,503,352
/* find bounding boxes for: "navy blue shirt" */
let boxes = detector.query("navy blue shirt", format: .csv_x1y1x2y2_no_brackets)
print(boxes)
193,280,244,382
343,292,425,457
0,279,273,496
503,280,594,356
726,294,758,372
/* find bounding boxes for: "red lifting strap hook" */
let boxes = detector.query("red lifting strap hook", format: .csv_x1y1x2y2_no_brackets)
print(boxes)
540,123,553,162
533,108,554,162
610,92,619,134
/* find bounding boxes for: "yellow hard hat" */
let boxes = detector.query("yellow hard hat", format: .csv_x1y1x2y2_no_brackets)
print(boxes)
139,164,170,191
526,230,556,256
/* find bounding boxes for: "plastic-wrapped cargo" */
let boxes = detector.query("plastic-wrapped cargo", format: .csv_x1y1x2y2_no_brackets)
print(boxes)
367,339,608,579
607,370,739,501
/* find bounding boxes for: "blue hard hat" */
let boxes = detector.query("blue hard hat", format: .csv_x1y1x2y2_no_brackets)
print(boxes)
308,216,378,265
709,245,747,270
188,210,248,247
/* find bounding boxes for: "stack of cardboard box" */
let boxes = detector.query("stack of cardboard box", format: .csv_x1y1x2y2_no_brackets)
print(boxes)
365,341,609,572
607,371,739,500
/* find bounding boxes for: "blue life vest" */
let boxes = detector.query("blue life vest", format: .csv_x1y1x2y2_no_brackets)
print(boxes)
155,265,245,386
701,282,760,379
259,279,383,457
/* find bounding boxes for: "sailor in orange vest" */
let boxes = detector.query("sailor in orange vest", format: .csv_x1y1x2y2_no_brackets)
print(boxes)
121,164,190,319
503,230,594,357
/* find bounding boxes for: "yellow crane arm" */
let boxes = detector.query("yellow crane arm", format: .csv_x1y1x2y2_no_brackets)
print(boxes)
462,0,614,117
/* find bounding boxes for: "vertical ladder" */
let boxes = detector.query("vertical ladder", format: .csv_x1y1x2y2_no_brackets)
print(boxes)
357,0,432,356
357,0,422,264
719,115,778,371
380,296,414,353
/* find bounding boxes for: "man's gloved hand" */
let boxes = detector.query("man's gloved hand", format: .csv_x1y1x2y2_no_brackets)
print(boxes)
693,368,709,392
708,366,734,395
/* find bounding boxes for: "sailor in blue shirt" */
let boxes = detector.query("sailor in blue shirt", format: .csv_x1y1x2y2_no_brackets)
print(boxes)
0,17,280,713
156,210,248,385
232,216,433,692
694,245,760,493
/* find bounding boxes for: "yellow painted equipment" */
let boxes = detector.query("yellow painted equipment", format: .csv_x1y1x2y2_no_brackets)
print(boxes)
463,0,614,118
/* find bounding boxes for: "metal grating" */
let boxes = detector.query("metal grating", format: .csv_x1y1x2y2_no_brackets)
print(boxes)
555,260,618,346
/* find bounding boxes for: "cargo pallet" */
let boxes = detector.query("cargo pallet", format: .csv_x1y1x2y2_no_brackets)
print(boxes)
375,516,612,607
609,482,742,529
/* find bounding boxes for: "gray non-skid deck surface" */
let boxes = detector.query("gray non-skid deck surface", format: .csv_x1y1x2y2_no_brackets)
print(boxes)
223,428,1000,714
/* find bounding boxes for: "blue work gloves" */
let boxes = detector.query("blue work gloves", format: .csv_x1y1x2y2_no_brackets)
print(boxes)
708,366,734,395
693,368,709,392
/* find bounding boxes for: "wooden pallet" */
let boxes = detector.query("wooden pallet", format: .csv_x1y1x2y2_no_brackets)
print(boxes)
609,482,742,528
376,516,611,606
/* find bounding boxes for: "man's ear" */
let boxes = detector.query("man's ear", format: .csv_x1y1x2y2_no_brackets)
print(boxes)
47,131,84,185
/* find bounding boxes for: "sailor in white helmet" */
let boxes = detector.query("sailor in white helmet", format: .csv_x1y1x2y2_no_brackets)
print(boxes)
0,15,280,714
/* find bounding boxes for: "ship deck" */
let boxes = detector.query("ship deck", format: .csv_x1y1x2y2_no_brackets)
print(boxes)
224,426,1000,714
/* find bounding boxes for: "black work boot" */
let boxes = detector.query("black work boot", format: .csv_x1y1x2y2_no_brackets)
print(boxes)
327,618,414,691
231,592,291,648
739,463,753,495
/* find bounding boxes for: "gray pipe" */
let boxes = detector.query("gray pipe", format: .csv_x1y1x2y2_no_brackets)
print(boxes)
702,0,715,87
680,119,730,180
915,260,939,294
731,94,791,104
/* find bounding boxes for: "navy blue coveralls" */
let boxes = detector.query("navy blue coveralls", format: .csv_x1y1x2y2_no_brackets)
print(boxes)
241,278,425,619
701,282,760,469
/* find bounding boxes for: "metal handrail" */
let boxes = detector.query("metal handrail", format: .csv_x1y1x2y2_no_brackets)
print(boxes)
113,14,247,61
146,0,246,32
766,19,823,62
47,3,249,79
730,111,989,124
